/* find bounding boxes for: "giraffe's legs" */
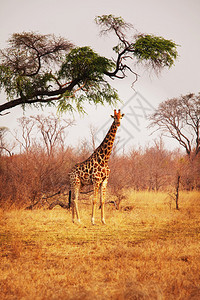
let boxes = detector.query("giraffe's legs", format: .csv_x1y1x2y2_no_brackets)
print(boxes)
91,183,100,225
100,178,108,225
71,180,81,223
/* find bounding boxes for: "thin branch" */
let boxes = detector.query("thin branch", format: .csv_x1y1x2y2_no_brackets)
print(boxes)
0,146,13,156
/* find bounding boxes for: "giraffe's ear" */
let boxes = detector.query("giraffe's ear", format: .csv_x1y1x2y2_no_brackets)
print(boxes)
121,113,125,118
111,115,114,118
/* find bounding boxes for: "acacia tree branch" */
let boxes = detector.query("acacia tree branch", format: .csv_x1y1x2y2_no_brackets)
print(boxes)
0,77,80,113
104,47,128,78
25,54,41,77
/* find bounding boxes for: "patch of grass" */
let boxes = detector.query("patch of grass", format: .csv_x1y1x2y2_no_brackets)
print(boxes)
0,191,200,299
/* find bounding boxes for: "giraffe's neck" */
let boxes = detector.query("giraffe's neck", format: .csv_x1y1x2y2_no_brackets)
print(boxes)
93,121,118,165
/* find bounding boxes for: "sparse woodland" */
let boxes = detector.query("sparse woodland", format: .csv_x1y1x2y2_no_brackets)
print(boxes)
1,12,200,300
0,113,199,210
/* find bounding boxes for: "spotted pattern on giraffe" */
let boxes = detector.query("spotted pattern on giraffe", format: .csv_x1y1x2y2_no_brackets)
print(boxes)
68,109,124,224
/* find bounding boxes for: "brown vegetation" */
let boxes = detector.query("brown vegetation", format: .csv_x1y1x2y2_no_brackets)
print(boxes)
0,114,200,210
0,142,199,210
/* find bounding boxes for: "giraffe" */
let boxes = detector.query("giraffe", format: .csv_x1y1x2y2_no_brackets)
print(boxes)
68,109,124,225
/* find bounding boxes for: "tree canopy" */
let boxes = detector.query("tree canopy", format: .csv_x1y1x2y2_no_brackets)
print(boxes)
0,14,178,115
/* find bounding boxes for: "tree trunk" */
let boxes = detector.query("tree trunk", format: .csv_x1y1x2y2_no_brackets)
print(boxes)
175,175,180,210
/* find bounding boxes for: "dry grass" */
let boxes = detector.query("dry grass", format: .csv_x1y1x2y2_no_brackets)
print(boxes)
0,190,200,300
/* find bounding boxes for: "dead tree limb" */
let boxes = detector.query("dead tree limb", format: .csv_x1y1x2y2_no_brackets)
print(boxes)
48,200,70,210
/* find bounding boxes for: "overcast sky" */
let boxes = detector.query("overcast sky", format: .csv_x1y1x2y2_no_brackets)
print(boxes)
1,0,200,151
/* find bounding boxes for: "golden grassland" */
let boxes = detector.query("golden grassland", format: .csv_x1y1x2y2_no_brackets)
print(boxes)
0,190,200,300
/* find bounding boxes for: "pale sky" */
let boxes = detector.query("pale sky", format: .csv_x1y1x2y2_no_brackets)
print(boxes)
1,0,200,152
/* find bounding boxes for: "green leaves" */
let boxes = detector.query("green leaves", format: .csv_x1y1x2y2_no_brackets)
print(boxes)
0,65,52,100
94,14,178,79
59,46,115,82
57,46,119,113
0,65,16,99
0,17,179,115
133,35,178,69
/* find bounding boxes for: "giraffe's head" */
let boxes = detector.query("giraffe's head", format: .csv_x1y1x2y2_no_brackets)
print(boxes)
111,109,124,127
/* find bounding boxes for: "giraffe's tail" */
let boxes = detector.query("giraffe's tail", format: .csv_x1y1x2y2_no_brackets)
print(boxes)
68,190,72,208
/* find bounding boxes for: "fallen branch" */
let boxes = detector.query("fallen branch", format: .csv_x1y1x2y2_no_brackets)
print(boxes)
25,200,41,210
48,200,70,210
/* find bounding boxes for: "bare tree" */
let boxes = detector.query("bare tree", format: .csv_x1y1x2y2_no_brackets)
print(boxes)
13,117,35,153
149,93,200,158
89,124,98,151
12,114,74,155
31,114,74,156
0,127,12,156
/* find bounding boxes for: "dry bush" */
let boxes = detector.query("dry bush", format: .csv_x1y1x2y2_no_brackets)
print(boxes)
107,144,180,210
178,153,200,190
0,139,94,210
1,119,199,210
0,147,75,209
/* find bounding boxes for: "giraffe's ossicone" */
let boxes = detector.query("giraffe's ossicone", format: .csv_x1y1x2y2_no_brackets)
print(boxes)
68,109,124,225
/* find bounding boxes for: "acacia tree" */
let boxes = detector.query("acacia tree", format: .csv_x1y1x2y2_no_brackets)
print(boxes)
149,93,200,158
0,14,178,115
